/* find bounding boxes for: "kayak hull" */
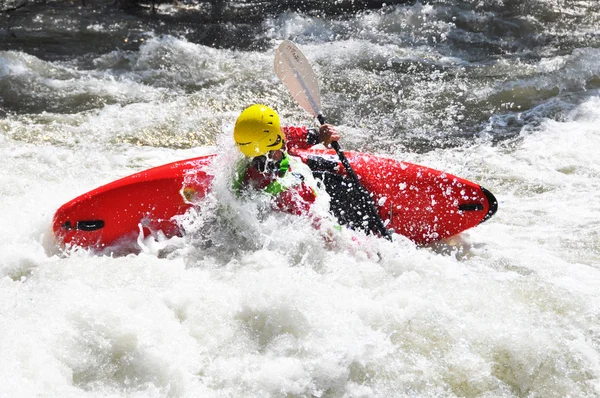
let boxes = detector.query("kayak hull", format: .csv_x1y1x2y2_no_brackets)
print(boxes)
52,155,215,250
52,150,497,249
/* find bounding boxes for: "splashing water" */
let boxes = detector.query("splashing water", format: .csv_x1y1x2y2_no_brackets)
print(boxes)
1,1,600,396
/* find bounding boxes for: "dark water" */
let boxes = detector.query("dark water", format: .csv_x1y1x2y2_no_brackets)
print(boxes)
2,0,600,151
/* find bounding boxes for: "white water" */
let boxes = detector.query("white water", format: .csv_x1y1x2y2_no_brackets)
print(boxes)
2,97,599,396
2,9,600,397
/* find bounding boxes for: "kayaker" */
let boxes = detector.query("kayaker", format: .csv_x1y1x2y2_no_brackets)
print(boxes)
232,103,339,216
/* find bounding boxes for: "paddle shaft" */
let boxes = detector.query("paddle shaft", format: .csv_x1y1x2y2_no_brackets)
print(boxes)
317,114,392,241
274,40,391,241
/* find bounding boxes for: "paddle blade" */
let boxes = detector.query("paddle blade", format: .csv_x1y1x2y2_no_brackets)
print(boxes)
274,40,322,118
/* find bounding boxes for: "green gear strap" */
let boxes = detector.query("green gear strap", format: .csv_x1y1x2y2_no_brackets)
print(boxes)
263,180,285,196
278,153,290,177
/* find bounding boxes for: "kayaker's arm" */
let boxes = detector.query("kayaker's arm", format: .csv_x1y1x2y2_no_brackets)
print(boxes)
284,124,340,151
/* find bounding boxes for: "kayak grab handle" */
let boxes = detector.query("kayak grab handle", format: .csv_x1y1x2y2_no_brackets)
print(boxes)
62,220,105,231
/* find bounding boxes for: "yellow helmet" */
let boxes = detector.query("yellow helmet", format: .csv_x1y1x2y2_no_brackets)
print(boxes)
234,104,283,157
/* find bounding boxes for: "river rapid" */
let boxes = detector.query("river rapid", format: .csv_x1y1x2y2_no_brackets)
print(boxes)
1,0,600,396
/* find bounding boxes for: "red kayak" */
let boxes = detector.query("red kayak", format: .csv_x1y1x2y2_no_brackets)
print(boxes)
52,149,497,250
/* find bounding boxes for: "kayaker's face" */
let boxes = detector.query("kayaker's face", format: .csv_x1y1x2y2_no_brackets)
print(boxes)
251,149,284,173
268,149,284,161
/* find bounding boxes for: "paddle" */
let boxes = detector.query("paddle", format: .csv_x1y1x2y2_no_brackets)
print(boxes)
274,40,392,241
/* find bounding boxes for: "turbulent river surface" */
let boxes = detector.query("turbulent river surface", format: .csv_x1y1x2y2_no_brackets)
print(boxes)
1,0,600,396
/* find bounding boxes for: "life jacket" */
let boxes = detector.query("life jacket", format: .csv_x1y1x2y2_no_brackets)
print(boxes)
233,152,318,215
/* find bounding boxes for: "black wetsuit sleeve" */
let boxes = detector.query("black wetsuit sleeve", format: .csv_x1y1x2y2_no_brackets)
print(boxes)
307,128,319,145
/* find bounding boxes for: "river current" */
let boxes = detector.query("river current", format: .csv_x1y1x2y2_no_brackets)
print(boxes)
1,0,600,396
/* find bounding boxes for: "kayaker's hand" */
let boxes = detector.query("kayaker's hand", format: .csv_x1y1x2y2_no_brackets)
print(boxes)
318,124,340,147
